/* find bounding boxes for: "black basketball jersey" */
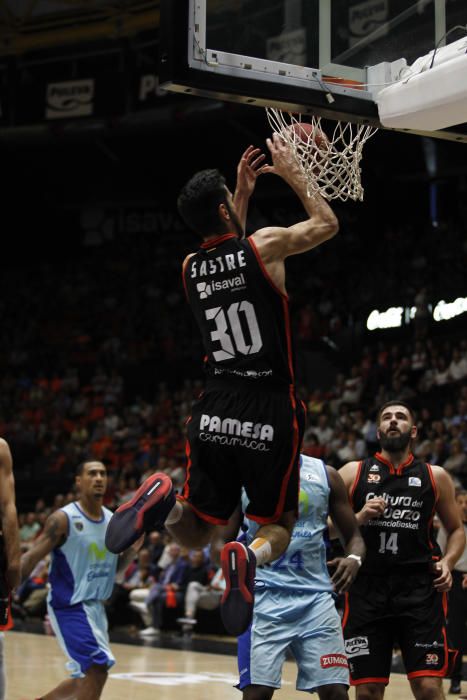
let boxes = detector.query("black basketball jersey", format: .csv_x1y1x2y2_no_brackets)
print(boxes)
183,233,295,389
351,453,442,574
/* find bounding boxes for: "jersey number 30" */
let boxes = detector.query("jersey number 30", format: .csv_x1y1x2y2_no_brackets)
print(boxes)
206,302,263,361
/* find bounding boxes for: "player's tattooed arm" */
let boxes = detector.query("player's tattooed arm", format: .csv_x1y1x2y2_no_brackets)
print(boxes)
20,510,68,582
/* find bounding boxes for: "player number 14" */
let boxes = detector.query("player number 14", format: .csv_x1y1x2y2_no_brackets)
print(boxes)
378,532,399,555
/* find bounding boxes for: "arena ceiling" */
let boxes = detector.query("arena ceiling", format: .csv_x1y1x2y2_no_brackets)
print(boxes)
0,0,159,55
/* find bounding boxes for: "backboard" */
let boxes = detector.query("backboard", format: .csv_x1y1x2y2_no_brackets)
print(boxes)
159,0,467,143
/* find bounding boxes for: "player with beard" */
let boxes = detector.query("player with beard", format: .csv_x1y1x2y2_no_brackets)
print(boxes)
336,400,465,700
106,136,338,637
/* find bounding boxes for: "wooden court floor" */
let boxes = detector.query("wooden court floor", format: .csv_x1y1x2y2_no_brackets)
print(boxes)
5,631,462,700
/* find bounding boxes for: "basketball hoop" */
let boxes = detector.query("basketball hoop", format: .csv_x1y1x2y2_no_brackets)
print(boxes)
266,108,378,202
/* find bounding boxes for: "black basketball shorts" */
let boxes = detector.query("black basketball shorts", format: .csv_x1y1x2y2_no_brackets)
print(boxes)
180,386,306,525
342,570,457,684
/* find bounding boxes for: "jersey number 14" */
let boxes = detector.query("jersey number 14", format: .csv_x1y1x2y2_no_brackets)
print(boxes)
378,532,399,555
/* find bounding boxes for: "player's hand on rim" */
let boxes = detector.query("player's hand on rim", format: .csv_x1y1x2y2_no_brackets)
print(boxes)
263,132,302,181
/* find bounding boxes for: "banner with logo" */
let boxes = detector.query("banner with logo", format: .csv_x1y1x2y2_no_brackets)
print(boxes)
46,78,95,119
12,66,174,127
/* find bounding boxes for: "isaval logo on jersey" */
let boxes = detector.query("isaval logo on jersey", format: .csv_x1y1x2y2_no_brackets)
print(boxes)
196,273,246,299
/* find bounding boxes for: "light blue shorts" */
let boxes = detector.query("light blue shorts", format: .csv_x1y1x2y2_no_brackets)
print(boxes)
47,600,115,678
237,588,349,693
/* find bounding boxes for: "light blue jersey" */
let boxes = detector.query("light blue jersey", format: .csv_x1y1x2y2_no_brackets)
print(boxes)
48,502,118,608
238,455,349,692
242,454,332,593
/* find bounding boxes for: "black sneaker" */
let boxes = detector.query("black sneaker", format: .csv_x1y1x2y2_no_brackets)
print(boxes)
105,473,175,553
220,541,256,637
449,681,462,695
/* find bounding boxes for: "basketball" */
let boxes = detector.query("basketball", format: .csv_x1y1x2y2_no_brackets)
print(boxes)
290,121,314,143
280,121,329,179
288,122,328,150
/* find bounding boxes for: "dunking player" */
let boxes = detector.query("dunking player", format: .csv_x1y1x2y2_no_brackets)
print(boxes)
106,134,339,635
219,454,365,700
337,401,465,700
0,439,20,700
21,461,138,700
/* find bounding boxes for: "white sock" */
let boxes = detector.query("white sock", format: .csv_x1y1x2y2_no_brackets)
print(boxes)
249,538,272,566
165,500,183,525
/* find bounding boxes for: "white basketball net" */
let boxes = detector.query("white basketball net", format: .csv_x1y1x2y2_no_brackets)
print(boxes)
266,108,378,202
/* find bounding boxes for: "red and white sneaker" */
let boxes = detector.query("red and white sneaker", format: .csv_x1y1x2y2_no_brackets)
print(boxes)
105,473,175,553
220,541,256,637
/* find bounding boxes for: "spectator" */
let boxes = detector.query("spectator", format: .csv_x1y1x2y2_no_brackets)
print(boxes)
341,365,364,405
433,357,451,387
13,557,49,619
106,548,154,629
146,531,166,578
336,429,366,465
448,348,467,383
177,566,225,635
301,432,326,460
443,439,467,479
139,543,189,637
453,400,467,428
308,413,334,446
19,513,40,545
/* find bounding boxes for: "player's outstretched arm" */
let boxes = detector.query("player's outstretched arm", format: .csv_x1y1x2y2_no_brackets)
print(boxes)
233,145,267,233
20,510,68,582
326,466,366,594
431,466,466,592
0,439,20,589
252,132,338,259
